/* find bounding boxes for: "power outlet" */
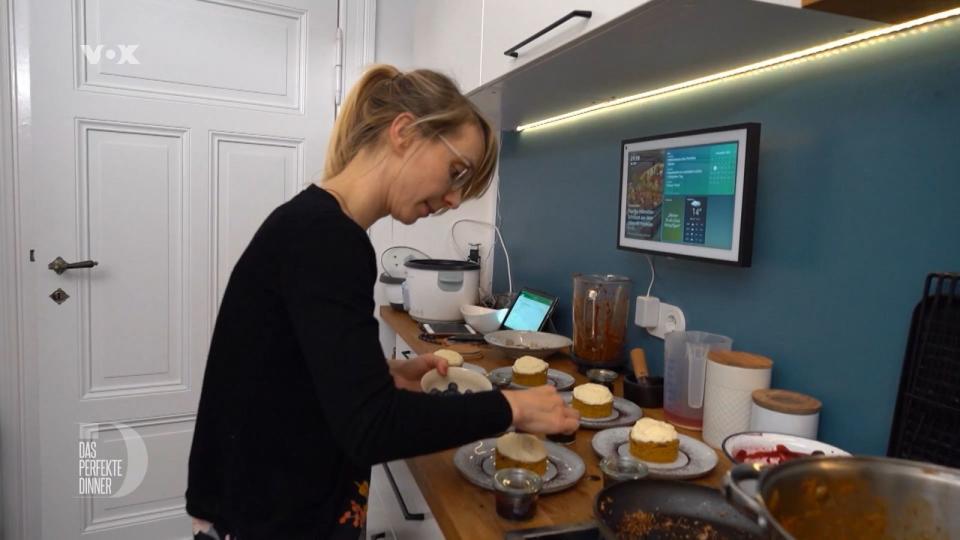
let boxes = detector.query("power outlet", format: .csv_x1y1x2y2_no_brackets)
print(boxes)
635,296,661,327
647,303,686,339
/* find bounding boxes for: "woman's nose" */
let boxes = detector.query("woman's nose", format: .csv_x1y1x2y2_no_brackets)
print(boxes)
443,189,463,210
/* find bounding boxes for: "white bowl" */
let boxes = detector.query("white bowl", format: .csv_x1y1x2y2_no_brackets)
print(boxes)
420,366,493,394
722,431,850,465
460,305,507,334
483,330,573,359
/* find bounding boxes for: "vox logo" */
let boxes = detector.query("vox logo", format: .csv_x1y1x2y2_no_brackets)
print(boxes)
82,44,140,65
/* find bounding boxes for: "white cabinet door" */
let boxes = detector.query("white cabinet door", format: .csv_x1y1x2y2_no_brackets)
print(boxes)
367,462,444,540
480,0,648,84
396,335,416,360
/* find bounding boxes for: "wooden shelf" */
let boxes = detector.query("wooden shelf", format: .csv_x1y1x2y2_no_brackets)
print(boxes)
468,0,882,131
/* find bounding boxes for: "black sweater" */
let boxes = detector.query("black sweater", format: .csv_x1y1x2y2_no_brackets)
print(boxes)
186,185,513,539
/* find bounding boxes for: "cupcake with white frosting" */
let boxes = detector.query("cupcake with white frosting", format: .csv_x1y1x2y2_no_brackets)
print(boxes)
511,355,549,386
495,432,547,476
571,383,614,418
433,348,463,368
629,417,679,463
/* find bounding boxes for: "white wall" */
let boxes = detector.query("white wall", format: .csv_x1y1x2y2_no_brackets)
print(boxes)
374,0,415,70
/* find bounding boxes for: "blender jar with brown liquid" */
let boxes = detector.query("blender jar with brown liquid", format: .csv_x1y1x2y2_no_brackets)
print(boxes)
572,274,632,369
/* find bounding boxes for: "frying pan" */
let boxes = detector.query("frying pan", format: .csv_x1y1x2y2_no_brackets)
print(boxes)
594,479,763,540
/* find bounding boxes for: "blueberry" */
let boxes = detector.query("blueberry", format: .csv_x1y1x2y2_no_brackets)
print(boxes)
448,382,458,391
464,389,473,395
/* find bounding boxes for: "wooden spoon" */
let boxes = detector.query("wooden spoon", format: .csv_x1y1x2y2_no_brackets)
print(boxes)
630,348,649,379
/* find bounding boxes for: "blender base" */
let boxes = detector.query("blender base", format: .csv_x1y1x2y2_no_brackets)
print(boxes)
570,355,627,374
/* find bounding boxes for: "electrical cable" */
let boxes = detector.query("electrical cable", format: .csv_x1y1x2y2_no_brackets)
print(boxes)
450,218,513,300
645,254,655,297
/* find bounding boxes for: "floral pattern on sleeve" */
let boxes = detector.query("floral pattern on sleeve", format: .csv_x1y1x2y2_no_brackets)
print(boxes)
337,480,369,529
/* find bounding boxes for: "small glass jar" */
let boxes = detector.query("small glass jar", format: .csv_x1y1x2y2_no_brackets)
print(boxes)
493,468,542,520
546,430,577,445
586,368,618,392
599,455,648,489
488,370,512,389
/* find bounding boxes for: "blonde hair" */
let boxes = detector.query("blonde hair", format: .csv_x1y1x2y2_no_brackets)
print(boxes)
324,64,499,201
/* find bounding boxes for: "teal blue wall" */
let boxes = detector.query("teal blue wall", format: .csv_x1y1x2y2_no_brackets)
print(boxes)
493,23,960,455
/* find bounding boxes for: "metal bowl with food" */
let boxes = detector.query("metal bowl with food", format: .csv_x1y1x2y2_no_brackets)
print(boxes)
483,330,573,359
722,431,849,465
725,455,960,539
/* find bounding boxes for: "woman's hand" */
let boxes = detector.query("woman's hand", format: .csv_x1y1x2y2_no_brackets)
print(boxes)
387,354,449,392
502,386,580,435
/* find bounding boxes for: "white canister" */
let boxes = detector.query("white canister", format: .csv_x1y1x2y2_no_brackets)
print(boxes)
702,350,773,449
750,389,822,439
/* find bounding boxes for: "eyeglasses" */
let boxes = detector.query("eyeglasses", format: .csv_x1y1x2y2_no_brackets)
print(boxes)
437,134,474,192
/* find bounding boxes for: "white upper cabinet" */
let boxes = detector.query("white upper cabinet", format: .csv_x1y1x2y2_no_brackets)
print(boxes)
479,0,648,84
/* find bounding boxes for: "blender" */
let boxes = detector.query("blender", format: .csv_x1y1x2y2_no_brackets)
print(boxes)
571,274,632,372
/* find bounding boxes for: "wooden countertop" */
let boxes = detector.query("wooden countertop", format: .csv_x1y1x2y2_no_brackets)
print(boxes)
380,307,732,539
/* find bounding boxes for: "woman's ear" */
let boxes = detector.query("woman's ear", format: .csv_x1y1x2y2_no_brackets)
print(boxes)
387,112,419,156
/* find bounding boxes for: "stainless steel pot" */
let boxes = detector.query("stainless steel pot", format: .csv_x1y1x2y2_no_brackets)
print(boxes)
725,456,960,539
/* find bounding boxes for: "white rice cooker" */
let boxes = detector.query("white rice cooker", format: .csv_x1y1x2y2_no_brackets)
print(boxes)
379,246,429,312
403,259,480,322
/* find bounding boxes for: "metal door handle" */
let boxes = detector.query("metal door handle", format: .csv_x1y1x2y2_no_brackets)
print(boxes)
382,463,425,521
48,256,99,275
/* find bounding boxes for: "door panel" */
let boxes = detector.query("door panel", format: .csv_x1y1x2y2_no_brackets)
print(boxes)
212,132,303,302
81,416,195,535
80,120,189,397
79,0,307,110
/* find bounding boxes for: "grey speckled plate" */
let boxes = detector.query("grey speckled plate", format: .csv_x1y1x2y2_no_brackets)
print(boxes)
559,392,643,429
461,362,486,375
487,367,575,391
591,427,717,480
453,438,585,494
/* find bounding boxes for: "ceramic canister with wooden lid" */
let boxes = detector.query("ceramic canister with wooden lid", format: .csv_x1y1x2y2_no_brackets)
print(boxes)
702,350,773,448
750,389,822,439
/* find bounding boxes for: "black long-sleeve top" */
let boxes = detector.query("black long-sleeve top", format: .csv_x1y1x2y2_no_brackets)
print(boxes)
186,184,513,539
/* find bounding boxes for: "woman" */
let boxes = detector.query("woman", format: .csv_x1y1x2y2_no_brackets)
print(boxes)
186,65,580,540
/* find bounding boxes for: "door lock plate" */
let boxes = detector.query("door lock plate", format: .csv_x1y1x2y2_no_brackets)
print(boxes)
50,288,70,305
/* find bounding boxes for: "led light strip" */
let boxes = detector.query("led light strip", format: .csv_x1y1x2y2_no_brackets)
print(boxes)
516,7,960,132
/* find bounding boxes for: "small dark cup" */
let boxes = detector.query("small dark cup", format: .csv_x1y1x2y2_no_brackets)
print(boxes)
493,468,542,521
623,373,664,408
586,369,618,392
546,430,577,445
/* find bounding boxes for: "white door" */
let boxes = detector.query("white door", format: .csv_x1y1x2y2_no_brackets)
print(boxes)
20,0,336,537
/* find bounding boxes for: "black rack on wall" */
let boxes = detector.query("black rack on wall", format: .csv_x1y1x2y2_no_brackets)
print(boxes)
888,273,960,467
